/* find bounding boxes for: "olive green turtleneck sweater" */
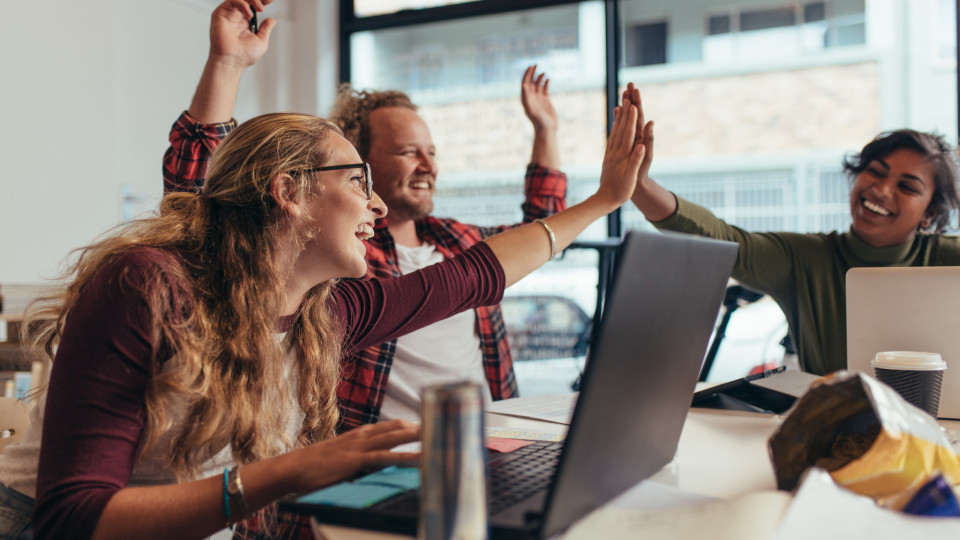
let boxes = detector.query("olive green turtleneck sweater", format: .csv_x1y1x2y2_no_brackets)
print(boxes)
653,195,960,375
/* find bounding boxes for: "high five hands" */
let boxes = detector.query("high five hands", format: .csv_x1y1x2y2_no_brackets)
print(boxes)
621,83,677,221
621,83,654,185
596,86,646,209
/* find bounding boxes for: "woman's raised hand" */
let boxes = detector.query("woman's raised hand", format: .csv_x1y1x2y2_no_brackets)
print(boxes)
595,88,646,211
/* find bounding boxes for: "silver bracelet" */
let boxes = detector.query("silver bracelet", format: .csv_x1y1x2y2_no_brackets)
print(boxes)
227,465,252,520
534,219,557,260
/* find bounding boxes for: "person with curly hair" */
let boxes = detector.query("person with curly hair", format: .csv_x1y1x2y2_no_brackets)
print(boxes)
622,83,960,376
0,14,645,540
323,67,564,427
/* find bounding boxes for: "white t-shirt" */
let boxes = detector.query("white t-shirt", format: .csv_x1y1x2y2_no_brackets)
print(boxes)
377,243,492,422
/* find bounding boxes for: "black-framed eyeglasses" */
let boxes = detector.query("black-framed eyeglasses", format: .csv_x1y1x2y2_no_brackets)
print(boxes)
299,162,373,200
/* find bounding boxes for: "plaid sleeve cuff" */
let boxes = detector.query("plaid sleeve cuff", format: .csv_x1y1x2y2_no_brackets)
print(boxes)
163,111,237,194
179,110,238,140
524,163,567,199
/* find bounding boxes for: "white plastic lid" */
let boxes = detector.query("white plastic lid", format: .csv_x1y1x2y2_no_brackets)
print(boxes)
870,351,947,371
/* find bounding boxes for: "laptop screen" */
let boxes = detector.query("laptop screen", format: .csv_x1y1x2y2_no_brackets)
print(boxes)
280,230,738,539
540,230,738,537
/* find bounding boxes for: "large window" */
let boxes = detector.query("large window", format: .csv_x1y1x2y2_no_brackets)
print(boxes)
344,3,609,382
701,1,866,63
342,0,959,388
354,1,476,17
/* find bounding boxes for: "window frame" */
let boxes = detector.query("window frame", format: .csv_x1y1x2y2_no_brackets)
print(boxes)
339,0,960,318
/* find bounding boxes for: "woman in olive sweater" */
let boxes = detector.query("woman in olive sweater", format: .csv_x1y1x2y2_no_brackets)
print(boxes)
624,83,960,375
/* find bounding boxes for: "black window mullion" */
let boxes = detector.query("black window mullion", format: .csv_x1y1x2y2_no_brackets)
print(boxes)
604,0,622,240
339,0,352,84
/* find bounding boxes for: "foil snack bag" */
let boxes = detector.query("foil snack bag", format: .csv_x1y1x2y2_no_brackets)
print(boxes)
768,371,960,508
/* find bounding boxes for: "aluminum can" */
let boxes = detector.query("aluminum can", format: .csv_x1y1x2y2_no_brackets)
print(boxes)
418,381,488,540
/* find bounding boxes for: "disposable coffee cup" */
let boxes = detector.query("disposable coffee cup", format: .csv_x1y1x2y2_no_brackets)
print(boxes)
870,351,947,417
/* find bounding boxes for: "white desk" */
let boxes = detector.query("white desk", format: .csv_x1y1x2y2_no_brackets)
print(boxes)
484,407,783,499
312,406,786,540
312,404,960,540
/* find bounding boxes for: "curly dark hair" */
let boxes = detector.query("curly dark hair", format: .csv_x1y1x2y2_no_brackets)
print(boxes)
843,129,960,233
327,83,418,159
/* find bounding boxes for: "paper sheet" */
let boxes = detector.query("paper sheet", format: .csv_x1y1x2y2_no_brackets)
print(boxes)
485,437,535,453
297,466,422,509
773,468,960,539
299,482,405,509
944,426,960,454
605,478,717,511
484,425,566,442
485,393,578,424
749,370,820,398
565,484,790,540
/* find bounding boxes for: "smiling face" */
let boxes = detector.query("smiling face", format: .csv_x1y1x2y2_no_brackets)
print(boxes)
365,107,438,225
293,134,387,284
849,148,936,248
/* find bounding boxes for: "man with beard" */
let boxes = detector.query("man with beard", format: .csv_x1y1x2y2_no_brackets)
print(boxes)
328,74,566,428
163,0,567,431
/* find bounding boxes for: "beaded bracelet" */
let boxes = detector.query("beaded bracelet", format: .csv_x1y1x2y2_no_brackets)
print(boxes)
222,468,231,523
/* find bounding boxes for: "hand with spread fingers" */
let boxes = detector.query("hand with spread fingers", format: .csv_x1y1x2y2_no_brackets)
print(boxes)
521,65,561,169
290,420,420,494
521,65,559,135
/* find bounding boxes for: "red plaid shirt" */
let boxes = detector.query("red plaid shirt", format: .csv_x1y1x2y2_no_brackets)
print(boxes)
164,111,567,426
162,112,236,193
340,171,566,429
164,113,566,539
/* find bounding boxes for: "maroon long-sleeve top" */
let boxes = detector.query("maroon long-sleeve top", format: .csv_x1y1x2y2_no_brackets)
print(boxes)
33,242,504,539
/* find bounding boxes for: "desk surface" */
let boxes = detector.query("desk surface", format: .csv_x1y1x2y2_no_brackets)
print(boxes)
313,407,784,540
313,404,960,540
485,407,783,499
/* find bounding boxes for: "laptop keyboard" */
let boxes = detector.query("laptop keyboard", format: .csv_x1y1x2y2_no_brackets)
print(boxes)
487,441,562,514
373,441,563,517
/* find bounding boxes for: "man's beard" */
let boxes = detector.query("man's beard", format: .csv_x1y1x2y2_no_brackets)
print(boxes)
385,175,435,221
387,193,434,222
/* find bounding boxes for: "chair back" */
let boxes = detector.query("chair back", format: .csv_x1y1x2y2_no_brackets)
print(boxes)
0,397,29,452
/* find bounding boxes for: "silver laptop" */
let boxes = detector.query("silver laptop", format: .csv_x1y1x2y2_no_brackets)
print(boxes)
846,267,960,420
281,230,738,538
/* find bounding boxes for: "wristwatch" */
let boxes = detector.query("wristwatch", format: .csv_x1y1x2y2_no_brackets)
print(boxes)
227,466,252,518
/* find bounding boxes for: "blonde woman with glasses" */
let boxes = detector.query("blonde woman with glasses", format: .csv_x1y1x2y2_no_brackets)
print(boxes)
0,78,645,540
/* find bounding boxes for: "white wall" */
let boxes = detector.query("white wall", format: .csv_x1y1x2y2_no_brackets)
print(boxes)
0,0,337,283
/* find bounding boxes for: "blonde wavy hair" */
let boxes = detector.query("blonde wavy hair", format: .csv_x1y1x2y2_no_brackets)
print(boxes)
328,83,417,159
25,112,346,480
